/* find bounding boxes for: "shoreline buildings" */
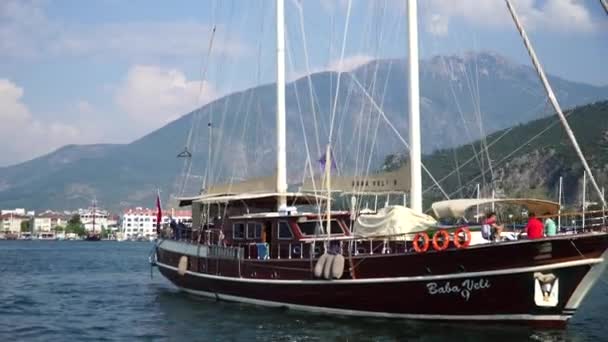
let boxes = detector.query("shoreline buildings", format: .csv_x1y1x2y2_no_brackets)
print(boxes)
121,207,191,240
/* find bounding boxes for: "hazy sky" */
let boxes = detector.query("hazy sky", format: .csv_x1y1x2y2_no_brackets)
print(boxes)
1,0,607,167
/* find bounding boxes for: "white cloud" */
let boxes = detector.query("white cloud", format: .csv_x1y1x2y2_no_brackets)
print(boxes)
422,0,597,36
318,0,349,14
0,79,87,166
0,1,249,61
74,100,95,115
0,0,58,59
426,14,449,37
115,65,218,133
287,54,373,82
327,54,374,73
51,21,248,61
0,79,29,124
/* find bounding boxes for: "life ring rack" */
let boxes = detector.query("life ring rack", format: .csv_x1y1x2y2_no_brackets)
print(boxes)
453,226,472,249
413,232,430,253
432,230,450,251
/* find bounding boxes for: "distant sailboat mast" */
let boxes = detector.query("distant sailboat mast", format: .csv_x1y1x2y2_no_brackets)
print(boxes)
92,199,96,233
407,0,423,213
276,0,288,209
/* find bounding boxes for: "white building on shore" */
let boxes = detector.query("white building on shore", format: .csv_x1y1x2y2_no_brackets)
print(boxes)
0,213,30,236
121,207,191,240
32,211,68,238
78,207,110,232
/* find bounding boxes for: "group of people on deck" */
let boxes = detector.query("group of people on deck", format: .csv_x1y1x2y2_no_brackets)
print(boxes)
482,212,557,242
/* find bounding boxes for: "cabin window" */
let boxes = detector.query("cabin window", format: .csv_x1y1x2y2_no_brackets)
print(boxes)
297,220,343,236
278,221,293,239
233,223,245,239
298,221,323,235
247,223,262,239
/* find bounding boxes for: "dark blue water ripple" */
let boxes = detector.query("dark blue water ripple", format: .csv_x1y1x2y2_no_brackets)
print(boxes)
0,241,606,341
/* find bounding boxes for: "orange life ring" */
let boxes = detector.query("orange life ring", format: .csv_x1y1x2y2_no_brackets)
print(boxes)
413,232,430,253
453,226,472,249
432,230,450,251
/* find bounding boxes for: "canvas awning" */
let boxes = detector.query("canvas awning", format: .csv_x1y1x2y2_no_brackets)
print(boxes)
176,175,278,206
178,192,329,207
299,164,410,194
431,198,560,219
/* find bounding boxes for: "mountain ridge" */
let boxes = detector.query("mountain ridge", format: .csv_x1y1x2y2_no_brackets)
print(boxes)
1,52,606,211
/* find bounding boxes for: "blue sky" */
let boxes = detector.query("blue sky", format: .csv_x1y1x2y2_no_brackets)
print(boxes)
0,0,607,166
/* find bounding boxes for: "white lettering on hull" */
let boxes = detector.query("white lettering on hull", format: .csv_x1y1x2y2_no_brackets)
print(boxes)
426,278,491,301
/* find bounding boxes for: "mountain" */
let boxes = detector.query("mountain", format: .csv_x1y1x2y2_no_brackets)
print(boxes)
0,52,607,211
410,100,608,207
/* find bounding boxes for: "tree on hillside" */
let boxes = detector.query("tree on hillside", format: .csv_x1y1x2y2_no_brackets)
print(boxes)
68,214,82,226
20,220,32,233
66,214,86,236
100,226,114,239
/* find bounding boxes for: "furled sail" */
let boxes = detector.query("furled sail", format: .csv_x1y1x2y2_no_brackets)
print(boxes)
353,205,436,241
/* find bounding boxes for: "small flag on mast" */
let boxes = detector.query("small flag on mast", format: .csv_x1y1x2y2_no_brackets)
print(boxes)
156,189,162,235
318,150,337,172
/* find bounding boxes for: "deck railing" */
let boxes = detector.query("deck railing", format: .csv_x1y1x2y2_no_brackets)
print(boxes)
161,211,608,261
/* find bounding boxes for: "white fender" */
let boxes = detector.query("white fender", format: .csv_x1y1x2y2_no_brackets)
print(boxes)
323,254,335,280
331,254,345,279
178,255,188,276
313,253,329,278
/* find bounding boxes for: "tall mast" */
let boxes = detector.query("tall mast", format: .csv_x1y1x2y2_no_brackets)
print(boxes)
582,171,587,229
92,199,96,233
558,176,563,231
407,0,422,213
505,0,606,208
601,0,608,15
276,0,287,208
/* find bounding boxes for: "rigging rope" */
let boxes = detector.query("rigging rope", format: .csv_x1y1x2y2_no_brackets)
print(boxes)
347,73,450,200
327,0,353,145
445,108,569,199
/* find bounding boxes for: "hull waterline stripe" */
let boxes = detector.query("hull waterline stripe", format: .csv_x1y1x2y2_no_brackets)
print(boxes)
178,287,570,322
155,257,603,285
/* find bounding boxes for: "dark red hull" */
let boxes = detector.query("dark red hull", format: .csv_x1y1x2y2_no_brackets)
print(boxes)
85,233,101,241
154,233,608,327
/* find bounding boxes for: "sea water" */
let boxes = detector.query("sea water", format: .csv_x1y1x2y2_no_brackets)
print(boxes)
0,241,606,341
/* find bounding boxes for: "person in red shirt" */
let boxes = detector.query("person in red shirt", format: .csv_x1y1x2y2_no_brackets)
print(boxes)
526,212,544,239
482,212,504,241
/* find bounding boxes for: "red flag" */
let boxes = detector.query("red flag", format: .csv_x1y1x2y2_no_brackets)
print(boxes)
156,190,162,234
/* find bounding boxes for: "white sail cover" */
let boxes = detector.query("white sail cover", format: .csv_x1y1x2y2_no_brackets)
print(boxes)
353,206,437,240
431,198,560,219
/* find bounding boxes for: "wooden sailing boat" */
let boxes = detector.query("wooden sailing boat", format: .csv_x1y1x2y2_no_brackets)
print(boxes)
152,0,608,327
85,199,102,241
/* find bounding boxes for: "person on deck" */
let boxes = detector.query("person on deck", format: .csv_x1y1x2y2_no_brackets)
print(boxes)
545,213,557,236
526,212,544,240
482,212,504,241
169,218,177,240
544,212,557,237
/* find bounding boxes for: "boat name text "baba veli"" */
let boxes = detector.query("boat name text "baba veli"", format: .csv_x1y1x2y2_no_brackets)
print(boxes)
426,278,491,301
